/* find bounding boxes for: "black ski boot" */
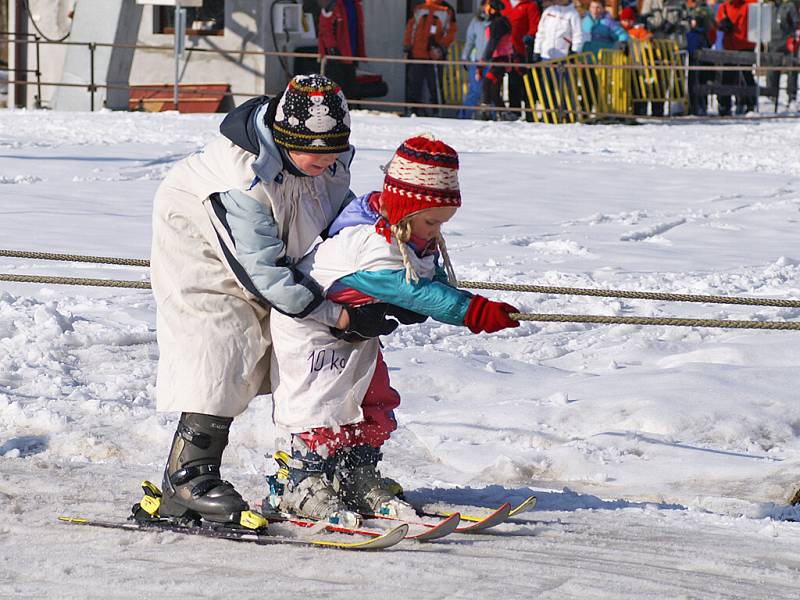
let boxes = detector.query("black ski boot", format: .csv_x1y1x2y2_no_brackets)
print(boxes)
266,437,361,527
159,412,249,524
334,445,416,518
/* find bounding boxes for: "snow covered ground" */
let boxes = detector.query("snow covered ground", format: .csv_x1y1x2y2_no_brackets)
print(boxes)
1,109,800,599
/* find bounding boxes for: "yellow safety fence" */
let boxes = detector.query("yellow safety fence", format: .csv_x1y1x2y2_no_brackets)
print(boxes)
628,39,687,116
523,52,601,124
521,40,686,124
441,41,466,106
595,48,630,115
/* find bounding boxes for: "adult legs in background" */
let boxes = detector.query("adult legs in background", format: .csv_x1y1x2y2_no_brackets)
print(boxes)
406,63,427,116
425,63,442,117
688,59,708,116
507,68,526,121
787,56,798,104
480,66,506,120
717,68,736,116
734,69,756,114
459,65,482,119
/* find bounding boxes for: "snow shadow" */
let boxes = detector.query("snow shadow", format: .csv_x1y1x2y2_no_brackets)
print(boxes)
406,484,685,515
597,432,783,463
0,435,48,458
0,154,150,163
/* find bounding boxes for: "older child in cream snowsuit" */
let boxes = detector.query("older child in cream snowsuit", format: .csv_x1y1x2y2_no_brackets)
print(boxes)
150,75,397,525
266,135,520,525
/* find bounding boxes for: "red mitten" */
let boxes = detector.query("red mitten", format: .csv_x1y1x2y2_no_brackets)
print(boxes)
463,295,520,334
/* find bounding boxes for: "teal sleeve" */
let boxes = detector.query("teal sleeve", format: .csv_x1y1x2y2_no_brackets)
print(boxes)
581,16,592,35
337,270,473,326
614,22,629,43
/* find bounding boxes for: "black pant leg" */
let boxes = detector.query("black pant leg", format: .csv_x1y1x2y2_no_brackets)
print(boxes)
739,69,756,111
406,63,425,114
718,69,735,114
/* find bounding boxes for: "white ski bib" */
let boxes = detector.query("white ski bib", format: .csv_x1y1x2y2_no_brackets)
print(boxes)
270,224,437,432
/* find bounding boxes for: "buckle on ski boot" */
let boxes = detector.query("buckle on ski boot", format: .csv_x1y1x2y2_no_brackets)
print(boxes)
261,450,293,511
130,480,164,521
239,510,268,530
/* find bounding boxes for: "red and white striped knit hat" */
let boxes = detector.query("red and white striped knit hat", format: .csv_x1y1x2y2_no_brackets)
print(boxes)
381,134,461,225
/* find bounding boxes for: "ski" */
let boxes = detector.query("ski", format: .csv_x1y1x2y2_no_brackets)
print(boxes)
368,495,537,534
367,502,511,533
57,515,408,551
260,507,462,542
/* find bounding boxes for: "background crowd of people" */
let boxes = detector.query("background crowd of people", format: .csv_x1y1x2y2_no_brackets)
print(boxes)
314,0,800,118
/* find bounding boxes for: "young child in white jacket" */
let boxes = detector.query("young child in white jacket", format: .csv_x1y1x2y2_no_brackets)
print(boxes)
265,135,521,526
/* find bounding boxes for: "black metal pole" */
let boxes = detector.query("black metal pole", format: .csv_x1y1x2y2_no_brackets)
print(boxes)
13,0,27,107
89,42,95,111
557,62,565,123
34,34,41,108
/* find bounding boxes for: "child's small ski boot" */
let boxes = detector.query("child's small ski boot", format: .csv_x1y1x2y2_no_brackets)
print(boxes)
334,445,417,519
264,440,361,528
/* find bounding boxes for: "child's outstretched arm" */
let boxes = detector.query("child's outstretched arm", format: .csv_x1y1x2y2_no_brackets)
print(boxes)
336,270,519,333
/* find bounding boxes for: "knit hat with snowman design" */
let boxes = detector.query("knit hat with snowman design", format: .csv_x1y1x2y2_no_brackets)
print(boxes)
271,74,351,154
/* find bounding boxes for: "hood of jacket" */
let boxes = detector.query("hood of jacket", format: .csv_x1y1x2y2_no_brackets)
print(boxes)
220,95,289,185
219,94,355,185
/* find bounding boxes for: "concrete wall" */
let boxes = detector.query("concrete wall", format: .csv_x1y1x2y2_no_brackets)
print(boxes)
52,0,141,111
131,1,271,103
131,1,414,108
359,0,408,107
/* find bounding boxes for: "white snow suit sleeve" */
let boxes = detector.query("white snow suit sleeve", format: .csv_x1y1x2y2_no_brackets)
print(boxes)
570,8,586,53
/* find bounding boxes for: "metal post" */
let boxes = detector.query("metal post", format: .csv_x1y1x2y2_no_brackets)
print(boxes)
661,54,672,121
557,62,565,123
174,4,187,112
174,4,180,111
89,42,96,111
433,60,442,117
33,34,41,108
13,0,27,108
756,0,762,112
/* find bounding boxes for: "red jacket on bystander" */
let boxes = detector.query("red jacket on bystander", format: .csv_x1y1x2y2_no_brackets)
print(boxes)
503,0,541,57
716,0,756,51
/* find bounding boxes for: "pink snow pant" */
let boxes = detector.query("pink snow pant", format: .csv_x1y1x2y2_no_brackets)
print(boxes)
298,352,400,457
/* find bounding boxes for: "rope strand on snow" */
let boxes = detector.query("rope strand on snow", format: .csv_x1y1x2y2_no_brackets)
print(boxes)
3,249,800,329
458,281,800,309
4,248,797,309
0,249,149,267
1,273,798,330
508,313,800,331
0,274,151,289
